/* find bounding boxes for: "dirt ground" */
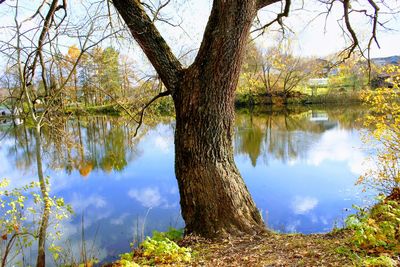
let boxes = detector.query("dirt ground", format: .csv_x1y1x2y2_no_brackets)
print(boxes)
184,232,353,267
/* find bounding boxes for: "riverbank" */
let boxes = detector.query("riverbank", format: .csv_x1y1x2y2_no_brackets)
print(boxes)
57,92,363,118
107,230,353,267
186,231,352,266
107,188,400,267
235,91,363,108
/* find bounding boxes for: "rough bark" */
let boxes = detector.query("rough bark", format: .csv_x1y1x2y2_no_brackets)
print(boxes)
172,1,264,237
174,72,264,236
112,0,182,91
113,0,275,237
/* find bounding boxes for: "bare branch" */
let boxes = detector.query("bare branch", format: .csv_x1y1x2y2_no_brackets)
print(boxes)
133,90,171,137
252,0,291,36
340,0,359,61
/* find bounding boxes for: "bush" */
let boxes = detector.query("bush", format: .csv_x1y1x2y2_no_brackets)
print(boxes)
115,228,191,266
344,193,400,266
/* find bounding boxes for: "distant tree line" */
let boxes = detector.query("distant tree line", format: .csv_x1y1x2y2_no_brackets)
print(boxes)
0,45,166,110
237,39,398,105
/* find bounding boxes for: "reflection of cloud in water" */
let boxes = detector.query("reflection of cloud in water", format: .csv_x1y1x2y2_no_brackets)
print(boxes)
306,129,366,174
111,213,129,225
154,136,172,153
128,187,163,208
286,220,301,232
292,196,318,214
70,193,107,210
0,145,36,187
128,187,178,209
310,214,329,225
168,186,179,195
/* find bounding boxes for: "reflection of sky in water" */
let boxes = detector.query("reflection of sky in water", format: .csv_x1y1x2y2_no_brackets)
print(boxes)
237,126,368,233
0,108,374,263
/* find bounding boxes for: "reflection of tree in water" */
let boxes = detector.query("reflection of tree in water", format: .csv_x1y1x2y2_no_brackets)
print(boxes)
1,107,366,173
235,115,265,166
235,105,366,166
0,115,162,266
0,116,147,177
0,123,72,266
2,123,35,171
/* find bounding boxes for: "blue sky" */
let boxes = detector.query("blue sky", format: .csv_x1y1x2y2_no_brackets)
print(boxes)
0,0,399,72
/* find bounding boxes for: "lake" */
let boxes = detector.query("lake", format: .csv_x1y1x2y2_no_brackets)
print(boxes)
0,105,374,264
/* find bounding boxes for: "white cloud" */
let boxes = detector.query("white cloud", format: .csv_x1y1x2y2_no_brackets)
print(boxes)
286,220,301,233
70,193,107,211
154,136,172,153
306,129,367,175
292,196,319,214
111,213,129,225
128,187,163,208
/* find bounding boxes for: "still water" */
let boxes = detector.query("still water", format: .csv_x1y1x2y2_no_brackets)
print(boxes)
0,105,372,264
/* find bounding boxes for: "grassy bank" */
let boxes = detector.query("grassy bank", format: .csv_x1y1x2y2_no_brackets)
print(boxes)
188,232,352,266
59,90,363,116
63,97,175,117
64,103,123,115
106,230,356,266
49,91,363,117
235,90,363,108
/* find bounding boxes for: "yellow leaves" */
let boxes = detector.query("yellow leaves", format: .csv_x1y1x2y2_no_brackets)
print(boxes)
12,223,19,233
79,161,94,177
360,85,400,191
0,178,10,188
67,45,80,60
237,72,264,96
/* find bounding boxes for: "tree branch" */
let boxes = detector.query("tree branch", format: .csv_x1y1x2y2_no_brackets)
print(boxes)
133,90,171,137
340,0,359,61
252,0,291,36
257,0,281,9
112,0,182,92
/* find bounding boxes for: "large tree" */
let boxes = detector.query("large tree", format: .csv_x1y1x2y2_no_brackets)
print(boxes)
111,0,385,238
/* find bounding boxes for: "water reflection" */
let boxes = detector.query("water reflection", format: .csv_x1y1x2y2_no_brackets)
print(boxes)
0,105,370,264
235,105,365,166
234,105,369,233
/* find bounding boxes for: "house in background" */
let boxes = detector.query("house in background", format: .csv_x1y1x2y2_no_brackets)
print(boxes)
312,58,339,77
371,56,399,88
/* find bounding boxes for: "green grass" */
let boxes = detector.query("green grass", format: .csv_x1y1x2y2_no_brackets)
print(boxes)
64,104,122,115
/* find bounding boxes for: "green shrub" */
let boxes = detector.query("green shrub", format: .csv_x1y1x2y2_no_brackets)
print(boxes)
116,227,190,266
344,195,400,265
117,253,140,267
140,235,191,265
362,255,398,267
152,96,174,115
0,178,73,266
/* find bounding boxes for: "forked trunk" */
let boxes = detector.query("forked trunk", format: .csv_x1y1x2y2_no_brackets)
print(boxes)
113,0,267,238
172,0,265,237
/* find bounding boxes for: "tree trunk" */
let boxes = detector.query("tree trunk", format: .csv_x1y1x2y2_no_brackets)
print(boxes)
112,0,271,238
174,70,264,237
171,0,265,237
